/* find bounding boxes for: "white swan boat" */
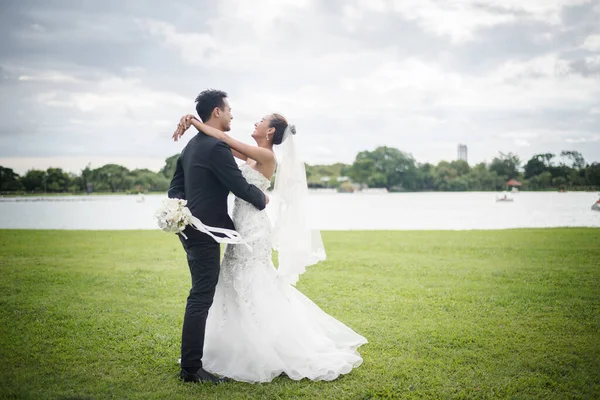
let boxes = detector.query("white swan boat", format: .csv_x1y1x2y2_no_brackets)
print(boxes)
496,193,514,202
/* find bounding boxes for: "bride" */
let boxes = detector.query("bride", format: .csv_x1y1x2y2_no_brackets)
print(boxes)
173,113,367,383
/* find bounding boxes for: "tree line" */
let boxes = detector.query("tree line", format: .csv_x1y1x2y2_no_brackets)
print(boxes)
308,148,599,192
1,148,599,194
0,164,172,194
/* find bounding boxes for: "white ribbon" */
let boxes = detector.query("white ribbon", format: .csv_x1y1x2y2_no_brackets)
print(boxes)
184,215,252,251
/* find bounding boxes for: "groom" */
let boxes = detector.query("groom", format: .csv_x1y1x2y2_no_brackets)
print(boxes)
168,89,268,383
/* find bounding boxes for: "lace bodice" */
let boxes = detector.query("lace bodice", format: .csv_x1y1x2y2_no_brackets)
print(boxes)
240,164,271,192
219,163,273,278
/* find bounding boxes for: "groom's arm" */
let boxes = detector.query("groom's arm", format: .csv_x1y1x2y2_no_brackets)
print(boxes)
210,142,267,210
167,155,185,199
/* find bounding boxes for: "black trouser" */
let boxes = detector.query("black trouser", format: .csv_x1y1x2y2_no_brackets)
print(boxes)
179,237,220,369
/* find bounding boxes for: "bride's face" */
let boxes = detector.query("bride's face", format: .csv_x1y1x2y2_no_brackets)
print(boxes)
251,115,275,142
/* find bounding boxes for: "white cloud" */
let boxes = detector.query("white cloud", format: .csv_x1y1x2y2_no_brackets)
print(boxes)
18,71,83,84
36,77,189,113
499,131,541,140
138,0,315,70
138,19,218,66
30,23,46,33
136,4,600,127
1,0,599,172
16,8,140,45
533,32,554,43
221,0,312,30
389,0,516,43
494,0,592,19
501,129,599,143
330,53,600,114
515,139,531,147
565,134,600,143
131,13,600,166
349,0,596,43
582,34,600,52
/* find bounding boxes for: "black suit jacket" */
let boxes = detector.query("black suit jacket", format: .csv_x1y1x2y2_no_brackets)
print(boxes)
168,132,266,243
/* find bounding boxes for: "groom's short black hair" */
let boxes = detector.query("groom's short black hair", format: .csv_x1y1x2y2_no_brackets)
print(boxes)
195,89,228,122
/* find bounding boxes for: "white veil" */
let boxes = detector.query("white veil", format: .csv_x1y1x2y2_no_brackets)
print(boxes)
271,125,326,285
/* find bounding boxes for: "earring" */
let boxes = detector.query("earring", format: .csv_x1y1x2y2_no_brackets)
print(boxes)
266,134,270,141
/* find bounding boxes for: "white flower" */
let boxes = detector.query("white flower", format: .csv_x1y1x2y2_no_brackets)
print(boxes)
154,198,194,237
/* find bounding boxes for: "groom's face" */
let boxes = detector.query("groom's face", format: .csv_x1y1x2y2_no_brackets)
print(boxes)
216,98,233,132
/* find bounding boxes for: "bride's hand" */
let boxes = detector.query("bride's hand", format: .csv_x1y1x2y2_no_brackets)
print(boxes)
172,114,197,142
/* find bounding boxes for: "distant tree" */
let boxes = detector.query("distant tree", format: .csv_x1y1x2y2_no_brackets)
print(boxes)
524,153,554,179
367,172,388,188
129,168,170,192
68,173,84,192
80,164,93,191
306,163,348,178
434,161,458,191
449,176,469,191
449,160,470,176
560,150,585,170
553,176,568,189
305,163,351,188
0,166,22,192
416,163,435,191
466,162,502,191
45,168,71,192
346,158,376,187
539,171,553,188
90,164,131,192
4,146,600,194
327,177,342,189
160,154,179,179
20,169,47,192
348,147,418,190
489,152,521,180
586,163,600,187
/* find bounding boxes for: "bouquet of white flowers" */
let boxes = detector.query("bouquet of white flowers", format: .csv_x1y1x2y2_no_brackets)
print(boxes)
154,197,250,247
154,198,194,239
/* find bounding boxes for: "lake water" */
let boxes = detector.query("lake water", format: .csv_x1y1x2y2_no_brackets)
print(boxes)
1,192,599,231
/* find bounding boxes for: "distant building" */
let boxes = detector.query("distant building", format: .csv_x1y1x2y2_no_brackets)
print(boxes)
457,144,468,162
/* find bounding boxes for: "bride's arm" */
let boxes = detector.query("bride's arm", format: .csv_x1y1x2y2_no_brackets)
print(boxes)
187,118,274,166
173,116,248,161
230,149,248,162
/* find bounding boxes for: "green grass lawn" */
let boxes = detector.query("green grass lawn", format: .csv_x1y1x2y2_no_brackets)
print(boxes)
0,229,599,399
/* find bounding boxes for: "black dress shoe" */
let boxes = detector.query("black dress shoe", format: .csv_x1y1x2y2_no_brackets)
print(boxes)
179,368,230,384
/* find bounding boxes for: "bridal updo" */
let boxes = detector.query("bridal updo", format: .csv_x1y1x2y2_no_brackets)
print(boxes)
269,113,296,145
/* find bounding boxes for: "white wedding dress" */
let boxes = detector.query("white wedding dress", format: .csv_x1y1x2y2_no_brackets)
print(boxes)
201,164,367,383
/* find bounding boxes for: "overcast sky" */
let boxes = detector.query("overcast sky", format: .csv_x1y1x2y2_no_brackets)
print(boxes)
0,0,599,174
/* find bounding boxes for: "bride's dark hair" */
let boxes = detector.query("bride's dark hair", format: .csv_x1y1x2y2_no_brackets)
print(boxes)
269,113,295,145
